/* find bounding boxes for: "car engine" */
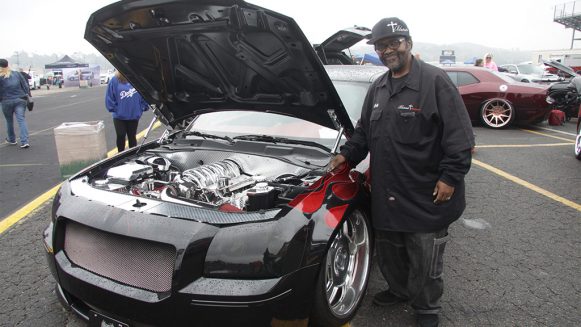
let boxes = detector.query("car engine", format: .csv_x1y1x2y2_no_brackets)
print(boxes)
90,153,321,212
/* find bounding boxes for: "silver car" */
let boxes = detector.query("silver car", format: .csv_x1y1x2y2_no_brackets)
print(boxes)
501,63,562,84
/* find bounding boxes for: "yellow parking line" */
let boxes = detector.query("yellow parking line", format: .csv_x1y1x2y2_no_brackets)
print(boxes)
0,184,61,234
473,159,581,212
0,163,47,167
0,122,162,235
520,128,575,142
476,143,573,148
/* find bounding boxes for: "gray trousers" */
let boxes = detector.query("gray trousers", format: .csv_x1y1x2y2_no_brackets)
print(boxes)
375,228,450,315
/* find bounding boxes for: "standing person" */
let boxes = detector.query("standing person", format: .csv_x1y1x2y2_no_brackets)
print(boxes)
18,68,31,81
483,53,498,71
474,58,484,67
0,59,31,148
328,17,474,327
105,71,149,152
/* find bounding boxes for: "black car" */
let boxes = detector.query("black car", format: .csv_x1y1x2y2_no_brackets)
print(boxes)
43,1,382,326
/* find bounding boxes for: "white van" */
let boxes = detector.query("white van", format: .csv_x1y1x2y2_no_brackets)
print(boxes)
26,71,41,90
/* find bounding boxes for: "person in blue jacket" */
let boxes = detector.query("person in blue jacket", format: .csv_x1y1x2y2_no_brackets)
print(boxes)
105,71,149,152
0,59,31,148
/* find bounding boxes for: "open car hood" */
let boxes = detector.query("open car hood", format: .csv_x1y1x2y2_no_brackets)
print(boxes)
85,0,353,135
314,26,371,65
543,59,578,77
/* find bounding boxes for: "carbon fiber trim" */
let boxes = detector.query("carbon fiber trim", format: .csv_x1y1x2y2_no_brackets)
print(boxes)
145,203,281,224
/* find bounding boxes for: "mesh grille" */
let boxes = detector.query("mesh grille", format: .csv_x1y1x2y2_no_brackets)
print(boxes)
64,221,176,293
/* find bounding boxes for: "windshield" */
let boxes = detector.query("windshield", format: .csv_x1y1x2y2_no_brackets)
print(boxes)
517,64,545,75
188,79,370,148
331,80,369,123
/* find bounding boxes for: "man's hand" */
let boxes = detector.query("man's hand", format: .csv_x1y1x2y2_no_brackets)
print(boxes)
433,180,455,204
327,154,346,173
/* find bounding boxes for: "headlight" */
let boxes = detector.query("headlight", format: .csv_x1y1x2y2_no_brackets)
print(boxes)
546,96,555,104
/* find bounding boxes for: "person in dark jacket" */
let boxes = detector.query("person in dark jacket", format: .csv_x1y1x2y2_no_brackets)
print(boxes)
328,18,474,327
105,71,149,152
0,59,31,148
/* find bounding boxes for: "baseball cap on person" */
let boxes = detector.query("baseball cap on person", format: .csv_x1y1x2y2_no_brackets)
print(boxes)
367,17,410,44
0,59,8,68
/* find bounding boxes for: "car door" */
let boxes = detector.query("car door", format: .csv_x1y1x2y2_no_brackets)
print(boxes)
446,71,482,121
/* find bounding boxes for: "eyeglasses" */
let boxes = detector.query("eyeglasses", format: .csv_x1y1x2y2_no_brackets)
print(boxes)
486,57,492,59
374,38,406,53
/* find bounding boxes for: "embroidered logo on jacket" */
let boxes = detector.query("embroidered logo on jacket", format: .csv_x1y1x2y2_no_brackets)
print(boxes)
120,88,138,100
397,104,421,112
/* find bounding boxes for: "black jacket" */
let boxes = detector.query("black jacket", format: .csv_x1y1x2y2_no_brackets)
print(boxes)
340,57,474,232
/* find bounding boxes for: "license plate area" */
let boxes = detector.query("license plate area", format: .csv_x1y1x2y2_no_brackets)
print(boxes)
88,310,130,327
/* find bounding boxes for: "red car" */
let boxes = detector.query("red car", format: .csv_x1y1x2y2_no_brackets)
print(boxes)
443,66,551,129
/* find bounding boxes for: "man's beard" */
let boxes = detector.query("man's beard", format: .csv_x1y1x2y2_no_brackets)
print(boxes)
380,51,409,74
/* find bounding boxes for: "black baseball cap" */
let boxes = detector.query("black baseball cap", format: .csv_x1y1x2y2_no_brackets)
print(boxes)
0,59,7,68
367,17,410,44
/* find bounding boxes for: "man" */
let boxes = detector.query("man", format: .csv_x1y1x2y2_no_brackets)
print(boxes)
18,68,31,81
328,17,474,327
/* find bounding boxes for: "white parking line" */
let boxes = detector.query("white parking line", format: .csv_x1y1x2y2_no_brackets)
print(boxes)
520,129,575,142
532,126,577,137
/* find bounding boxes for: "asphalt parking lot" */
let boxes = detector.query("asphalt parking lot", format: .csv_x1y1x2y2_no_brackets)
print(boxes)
0,86,579,326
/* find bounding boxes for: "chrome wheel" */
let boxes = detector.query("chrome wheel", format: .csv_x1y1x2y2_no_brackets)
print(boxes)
323,210,370,318
481,99,514,129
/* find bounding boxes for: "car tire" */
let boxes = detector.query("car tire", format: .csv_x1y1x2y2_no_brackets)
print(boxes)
575,124,581,160
310,209,373,327
480,98,514,129
521,79,530,83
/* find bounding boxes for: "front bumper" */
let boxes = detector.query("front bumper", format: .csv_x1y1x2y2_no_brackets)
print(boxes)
45,230,318,326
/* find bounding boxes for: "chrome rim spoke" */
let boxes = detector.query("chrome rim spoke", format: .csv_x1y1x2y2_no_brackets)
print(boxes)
324,211,370,317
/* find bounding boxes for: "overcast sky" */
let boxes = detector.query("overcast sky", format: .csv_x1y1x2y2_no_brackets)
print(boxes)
1,0,577,58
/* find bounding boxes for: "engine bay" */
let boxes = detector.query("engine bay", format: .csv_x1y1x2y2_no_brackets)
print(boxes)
88,151,325,212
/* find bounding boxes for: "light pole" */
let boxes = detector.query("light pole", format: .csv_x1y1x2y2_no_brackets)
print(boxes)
14,51,20,68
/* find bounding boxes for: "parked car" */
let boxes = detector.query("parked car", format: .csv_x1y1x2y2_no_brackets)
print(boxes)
26,71,41,90
443,66,551,128
44,1,378,327
313,26,371,65
500,63,562,84
545,59,581,121
100,70,114,84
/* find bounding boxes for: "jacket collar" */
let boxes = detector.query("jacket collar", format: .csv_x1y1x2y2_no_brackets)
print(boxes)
378,55,422,92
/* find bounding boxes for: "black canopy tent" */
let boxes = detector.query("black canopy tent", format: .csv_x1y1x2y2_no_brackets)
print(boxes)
45,55,88,69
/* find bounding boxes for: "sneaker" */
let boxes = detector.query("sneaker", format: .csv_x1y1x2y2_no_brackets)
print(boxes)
372,290,407,307
20,143,30,149
416,314,439,327
5,138,17,145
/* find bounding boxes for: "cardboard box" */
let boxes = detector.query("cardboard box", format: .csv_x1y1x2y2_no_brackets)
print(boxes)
54,121,107,178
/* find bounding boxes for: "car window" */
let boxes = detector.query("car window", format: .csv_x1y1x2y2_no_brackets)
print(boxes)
457,72,479,86
446,72,479,87
188,80,371,147
517,64,544,75
331,80,370,122
190,111,339,148
446,72,458,86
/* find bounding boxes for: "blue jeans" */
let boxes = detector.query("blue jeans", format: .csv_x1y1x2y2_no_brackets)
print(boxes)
2,98,29,145
375,228,449,315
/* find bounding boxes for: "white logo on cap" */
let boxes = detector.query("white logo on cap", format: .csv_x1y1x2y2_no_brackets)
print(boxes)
386,21,408,33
